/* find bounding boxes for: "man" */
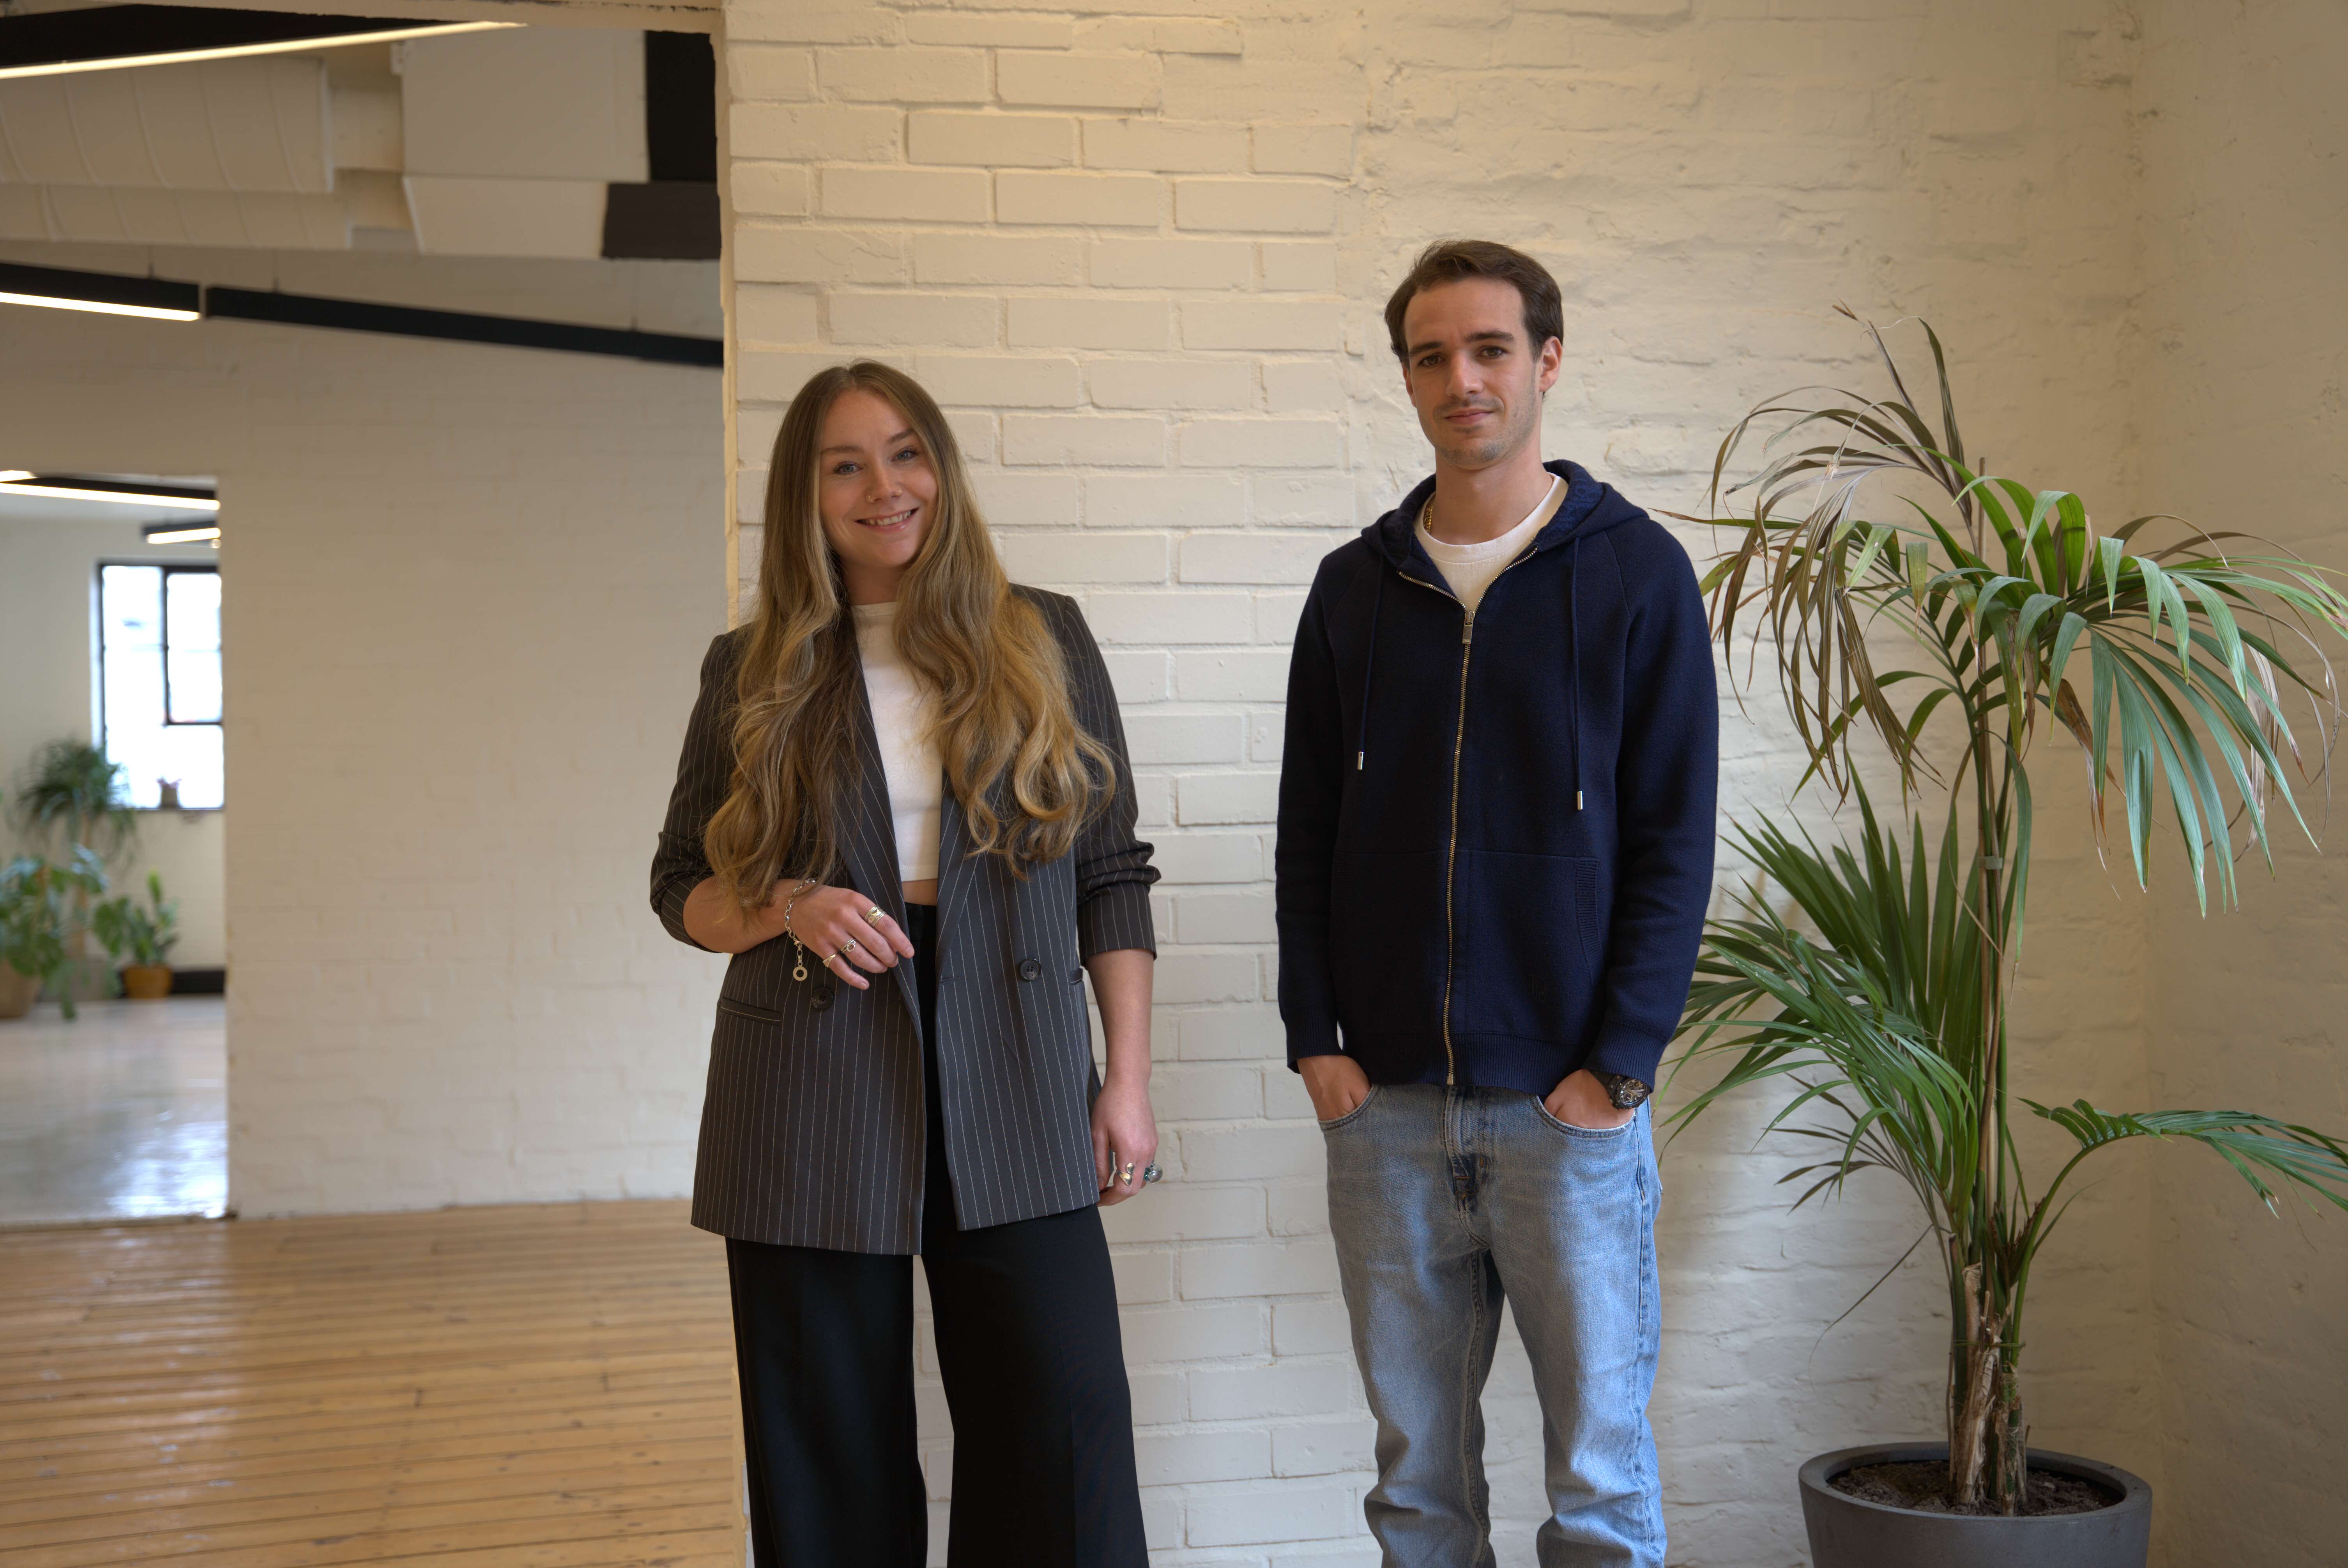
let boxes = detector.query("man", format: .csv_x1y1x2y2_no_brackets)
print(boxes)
1275,239,1717,1567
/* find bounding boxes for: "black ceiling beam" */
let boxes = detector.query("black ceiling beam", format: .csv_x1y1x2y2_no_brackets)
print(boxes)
0,5,450,73
205,286,723,367
0,260,201,316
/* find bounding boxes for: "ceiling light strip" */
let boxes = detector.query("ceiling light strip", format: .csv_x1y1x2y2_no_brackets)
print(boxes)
0,19,520,82
0,480,221,510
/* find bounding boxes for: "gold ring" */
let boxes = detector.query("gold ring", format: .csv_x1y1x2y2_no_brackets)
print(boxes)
865,906,885,922
836,941,856,957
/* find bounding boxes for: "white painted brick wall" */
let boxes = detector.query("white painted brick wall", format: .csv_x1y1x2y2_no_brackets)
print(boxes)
713,0,2213,1561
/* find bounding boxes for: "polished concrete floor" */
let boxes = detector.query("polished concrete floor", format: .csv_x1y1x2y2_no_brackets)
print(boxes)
0,995,226,1227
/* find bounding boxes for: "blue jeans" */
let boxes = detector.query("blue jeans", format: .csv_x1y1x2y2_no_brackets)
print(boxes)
1323,1084,1664,1568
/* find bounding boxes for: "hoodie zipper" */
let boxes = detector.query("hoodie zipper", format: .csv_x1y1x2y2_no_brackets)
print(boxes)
1395,548,1539,1087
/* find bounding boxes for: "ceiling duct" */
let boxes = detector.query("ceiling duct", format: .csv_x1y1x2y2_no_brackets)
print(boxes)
0,55,332,193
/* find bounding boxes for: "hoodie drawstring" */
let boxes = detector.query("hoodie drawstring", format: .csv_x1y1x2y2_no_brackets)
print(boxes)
1356,566,1385,770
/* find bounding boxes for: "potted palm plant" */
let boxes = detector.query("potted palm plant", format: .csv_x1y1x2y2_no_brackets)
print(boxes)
1670,310,2348,1566
94,871,180,999
0,848,110,1020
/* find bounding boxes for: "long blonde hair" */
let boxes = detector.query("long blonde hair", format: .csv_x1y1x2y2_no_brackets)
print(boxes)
704,361,1112,911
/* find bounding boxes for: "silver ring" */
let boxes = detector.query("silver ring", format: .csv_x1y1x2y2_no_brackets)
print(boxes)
840,938,859,955
864,906,885,923
1140,1162,1162,1184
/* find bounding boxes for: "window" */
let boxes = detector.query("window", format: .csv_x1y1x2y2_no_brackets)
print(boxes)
98,564,223,809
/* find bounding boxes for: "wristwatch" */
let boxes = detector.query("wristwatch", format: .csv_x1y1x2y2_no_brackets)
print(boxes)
1593,1072,1651,1111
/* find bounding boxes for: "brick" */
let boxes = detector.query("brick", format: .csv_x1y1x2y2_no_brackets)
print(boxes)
1184,300,1344,352
1123,710,1245,762
908,111,1077,168
1136,1428,1271,1487
1266,1177,1330,1235
1180,531,1331,584
1271,1417,1376,1477
1152,1063,1266,1121
1177,772,1280,826
997,51,1162,111
1260,241,1339,292
1155,952,1260,1003
728,0,897,44
968,470,1078,526
1098,648,1169,703
1088,236,1254,290
1119,1303,1267,1364
1176,178,1338,234
1186,1483,1358,1547
1087,472,1244,529
1181,1239,1340,1299
1128,1370,1184,1427
1253,123,1354,176
1156,837,1265,891
1110,1249,1172,1305
1250,474,1355,525
734,226,907,286
1263,359,1343,412
1078,18,1245,56
992,530,1168,584
1181,1123,1324,1181
912,232,1082,286
1082,118,1251,173
728,103,902,162
944,409,996,461
1176,650,1290,703
997,170,1162,228
903,12,1073,48
911,353,1078,407
1001,413,1165,466
725,45,813,102
1085,594,1258,643
1181,418,1345,470
1007,296,1170,350
1271,1300,1354,1358
827,291,997,348
819,46,988,102
1098,1183,1262,1244
1189,1358,1361,1422
733,285,818,346
731,161,811,217
820,166,989,223
1087,357,1254,411
737,349,889,403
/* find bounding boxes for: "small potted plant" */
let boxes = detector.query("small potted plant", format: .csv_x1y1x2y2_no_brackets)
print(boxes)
0,848,110,1019
94,871,180,1000
1669,310,2348,1566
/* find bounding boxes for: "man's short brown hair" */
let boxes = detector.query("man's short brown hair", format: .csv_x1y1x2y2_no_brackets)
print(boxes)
1383,239,1564,365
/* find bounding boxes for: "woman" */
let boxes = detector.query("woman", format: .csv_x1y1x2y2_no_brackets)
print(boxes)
649,360,1159,1566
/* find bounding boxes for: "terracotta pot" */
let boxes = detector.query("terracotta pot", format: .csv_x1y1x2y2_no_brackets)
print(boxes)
0,967,35,1019
1800,1444,2151,1568
121,964,174,1001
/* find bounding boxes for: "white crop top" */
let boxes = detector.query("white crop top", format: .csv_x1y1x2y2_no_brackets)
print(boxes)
851,601,943,883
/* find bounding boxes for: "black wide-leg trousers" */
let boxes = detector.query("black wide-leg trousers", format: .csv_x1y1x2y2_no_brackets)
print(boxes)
724,903,1147,1568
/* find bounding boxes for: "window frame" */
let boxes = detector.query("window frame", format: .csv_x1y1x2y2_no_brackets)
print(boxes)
95,558,224,812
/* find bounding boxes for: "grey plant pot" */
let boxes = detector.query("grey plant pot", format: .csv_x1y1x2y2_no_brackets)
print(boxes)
1799,1444,2151,1568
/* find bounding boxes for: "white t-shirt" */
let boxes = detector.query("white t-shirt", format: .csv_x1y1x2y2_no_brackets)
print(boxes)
851,601,943,883
1416,477,1564,614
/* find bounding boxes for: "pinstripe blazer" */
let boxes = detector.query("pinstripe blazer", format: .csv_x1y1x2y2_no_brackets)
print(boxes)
650,587,1158,1254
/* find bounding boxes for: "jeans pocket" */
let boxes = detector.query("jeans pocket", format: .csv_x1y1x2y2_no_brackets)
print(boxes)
1533,1094,1637,1141
1316,1083,1382,1132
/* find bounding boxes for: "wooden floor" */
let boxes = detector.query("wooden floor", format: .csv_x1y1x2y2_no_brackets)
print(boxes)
0,1201,744,1566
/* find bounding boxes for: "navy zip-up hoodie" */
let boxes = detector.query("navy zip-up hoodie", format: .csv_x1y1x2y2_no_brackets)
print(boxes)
1275,459,1718,1096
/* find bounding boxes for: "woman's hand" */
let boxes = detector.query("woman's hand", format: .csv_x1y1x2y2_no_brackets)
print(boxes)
783,884,915,990
1092,1073,1156,1206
